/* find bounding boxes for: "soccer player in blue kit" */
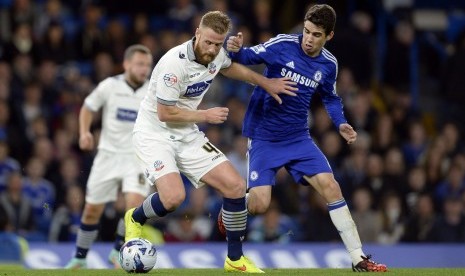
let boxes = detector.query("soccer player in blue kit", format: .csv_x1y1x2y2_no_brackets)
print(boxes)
223,4,387,272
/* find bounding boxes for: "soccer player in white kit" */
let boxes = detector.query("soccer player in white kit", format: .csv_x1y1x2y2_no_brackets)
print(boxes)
65,45,153,269
124,11,297,273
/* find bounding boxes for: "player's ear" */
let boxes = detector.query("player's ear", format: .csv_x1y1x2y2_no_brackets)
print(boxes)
326,31,334,42
123,59,129,71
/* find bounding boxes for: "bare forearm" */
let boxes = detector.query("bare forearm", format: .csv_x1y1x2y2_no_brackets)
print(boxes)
79,106,94,134
220,62,266,86
158,105,206,123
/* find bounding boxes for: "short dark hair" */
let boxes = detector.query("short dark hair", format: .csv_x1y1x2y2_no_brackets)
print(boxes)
304,4,336,35
124,44,151,60
200,11,232,35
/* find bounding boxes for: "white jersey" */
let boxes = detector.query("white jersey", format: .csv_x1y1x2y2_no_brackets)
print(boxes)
84,74,148,153
134,39,232,141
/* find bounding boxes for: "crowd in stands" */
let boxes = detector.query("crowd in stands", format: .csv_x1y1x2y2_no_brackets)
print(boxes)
0,0,464,245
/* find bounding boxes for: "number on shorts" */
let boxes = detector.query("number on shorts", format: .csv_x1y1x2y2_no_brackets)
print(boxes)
202,142,220,154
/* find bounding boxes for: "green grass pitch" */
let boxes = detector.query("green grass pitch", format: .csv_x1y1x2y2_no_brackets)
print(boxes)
2,266,465,276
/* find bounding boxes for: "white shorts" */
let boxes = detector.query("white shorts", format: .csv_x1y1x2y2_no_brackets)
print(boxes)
85,150,151,204
133,131,228,188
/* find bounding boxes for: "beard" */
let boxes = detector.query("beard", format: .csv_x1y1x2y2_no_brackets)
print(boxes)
194,45,216,65
127,73,145,87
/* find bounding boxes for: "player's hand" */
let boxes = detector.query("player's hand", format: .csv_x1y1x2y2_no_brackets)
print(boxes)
79,132,95,151
227,32,243,52
339,123,357,144
204,107,229,124
262,77,298,104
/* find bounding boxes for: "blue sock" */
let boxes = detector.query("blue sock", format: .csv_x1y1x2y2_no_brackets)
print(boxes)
113,234,124,251
133,193,170,224
75,223,99,259
222,197,247,261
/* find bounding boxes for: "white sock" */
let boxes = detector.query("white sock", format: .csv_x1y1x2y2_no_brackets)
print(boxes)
328,199,364,265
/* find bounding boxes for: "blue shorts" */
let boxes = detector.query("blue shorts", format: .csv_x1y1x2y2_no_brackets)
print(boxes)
247,137,332,188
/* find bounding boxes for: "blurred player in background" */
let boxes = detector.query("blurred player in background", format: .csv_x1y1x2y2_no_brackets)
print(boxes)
124,11,296,273
65,45,153,269
222,4,388,272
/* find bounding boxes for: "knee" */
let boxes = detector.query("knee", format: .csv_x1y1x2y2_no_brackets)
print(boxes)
223,178,246,199
323,180,343,200
125,195,145,209
160,191,186,211
247,194,269,215
82,204,104,223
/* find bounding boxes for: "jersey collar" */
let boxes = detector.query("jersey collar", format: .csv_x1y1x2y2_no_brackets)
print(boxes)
187,37,196,61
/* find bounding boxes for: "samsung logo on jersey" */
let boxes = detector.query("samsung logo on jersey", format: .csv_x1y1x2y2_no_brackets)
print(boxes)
116,108,137,122
184,80,213,97
281,68,319,88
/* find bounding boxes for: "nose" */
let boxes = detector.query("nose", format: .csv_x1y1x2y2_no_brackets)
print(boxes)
207,47,216,55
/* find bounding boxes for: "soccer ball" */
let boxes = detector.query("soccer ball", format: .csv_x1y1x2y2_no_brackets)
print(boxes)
119,238,157,273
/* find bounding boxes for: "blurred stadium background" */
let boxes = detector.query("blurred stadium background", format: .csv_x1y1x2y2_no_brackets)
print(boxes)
0,0,464,269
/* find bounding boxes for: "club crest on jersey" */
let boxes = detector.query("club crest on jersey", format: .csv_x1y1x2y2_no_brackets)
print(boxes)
208,63,217,74
250,171,258,181
163,73,178,87
153,160,164,171
314,70,322,82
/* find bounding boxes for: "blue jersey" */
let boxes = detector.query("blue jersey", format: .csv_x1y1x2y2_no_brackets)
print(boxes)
230,34,347,141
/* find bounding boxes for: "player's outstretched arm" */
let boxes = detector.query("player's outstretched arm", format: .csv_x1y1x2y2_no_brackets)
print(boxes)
339,123,357,144
220,62,297,104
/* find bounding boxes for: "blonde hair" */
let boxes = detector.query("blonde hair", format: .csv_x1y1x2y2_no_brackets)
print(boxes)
200,11,232,35
124,44,151,60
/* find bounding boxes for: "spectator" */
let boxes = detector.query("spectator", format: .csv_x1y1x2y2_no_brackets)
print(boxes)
351,186,382,243
434,163,465,209
371,114,396,155
0,140,20,193
0,206,28,264
402,193,436,242
226,136,248,181
22,156,56,238
74,4,106,61
0,172,35,238
303,191,340,242
402,120,428,168
440,30,465,128
426,195,465,242
37,21,75,64
248,199,297,243
0,0,37,42
383,147,408,195
377,192,405,244
164,211,205,242
2,22,38,63
48,184,83,242
404,166,429,212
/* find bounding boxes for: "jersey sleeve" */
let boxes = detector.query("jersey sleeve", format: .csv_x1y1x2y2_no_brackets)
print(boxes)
319,63,348,128
153,56,184,106
219,48,232,69
229,35,283,65
83,78,110,111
